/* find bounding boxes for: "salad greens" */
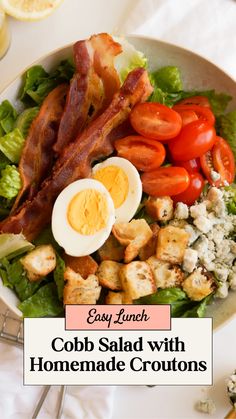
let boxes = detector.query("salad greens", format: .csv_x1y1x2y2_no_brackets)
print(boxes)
20,59,75,105
218,110,236,160
0,233,34,260
0,165,22,199
16,106,39,138
18,283,63,317
136,288,212,318
0,100,18,136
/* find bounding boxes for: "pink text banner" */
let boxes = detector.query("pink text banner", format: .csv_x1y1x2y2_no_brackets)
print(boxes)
65,305,171,331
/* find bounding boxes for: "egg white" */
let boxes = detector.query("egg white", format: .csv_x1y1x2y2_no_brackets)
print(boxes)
51,179,115,257
92,156,142,222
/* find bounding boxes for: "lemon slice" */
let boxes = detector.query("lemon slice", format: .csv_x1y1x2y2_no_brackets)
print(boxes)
0,0,64,21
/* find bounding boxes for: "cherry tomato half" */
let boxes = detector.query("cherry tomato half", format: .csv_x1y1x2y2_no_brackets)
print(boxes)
114,135,166,172
177,95,211,108
173,158,201,173
168,120,216,161
141,167,190,197
173,104,215,127
200,136,235,186
172,172,205,206
173,109,198,127
130,102,182,141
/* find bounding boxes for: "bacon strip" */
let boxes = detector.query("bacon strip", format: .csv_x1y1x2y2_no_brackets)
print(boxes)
12,84,68,212
53,33,122,155
0,68,153,240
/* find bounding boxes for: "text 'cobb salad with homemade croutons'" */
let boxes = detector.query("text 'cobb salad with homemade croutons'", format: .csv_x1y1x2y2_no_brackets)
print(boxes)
0,33,236,318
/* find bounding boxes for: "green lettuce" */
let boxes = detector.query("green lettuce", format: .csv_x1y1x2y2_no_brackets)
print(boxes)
0,165,22,199
217,110,236,159
224,185,236,214
0,128,25,163
136,287,211,318
150,66,182,93
115,38,147,82
53,253,65,300
19,282,63,317
0,233,34,260
20,59,74,105
16,106,39,137
0,258,41,301
0,152,10,170
0,100,18,137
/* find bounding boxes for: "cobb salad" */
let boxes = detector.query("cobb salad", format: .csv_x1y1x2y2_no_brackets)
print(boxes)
0,33,236,318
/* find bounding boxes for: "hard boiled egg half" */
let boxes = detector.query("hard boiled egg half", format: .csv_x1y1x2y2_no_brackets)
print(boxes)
92,157,142,222
52,179,115,257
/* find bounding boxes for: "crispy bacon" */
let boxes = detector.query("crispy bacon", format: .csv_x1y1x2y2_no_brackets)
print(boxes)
12,84,68,212
0,68,153,240
53,33,122,155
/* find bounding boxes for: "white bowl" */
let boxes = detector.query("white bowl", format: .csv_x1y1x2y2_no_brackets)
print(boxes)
1,35,236,326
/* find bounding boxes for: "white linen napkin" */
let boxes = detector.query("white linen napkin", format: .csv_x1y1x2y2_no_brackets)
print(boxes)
0,303,115,419
118,0,236,79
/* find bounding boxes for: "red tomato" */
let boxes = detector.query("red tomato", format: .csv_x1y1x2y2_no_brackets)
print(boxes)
168,120,216,161
130,102,182,141
172,172,205,205
114,135,166,171
141,167,190,196
177,95,211,108
173,104,215,126
200,136,235,186
174,109,198,127
173,158,201,173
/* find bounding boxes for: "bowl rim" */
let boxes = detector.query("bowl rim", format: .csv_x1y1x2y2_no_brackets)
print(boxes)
0,33,236,329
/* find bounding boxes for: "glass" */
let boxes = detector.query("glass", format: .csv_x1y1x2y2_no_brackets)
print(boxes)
0,8,11,59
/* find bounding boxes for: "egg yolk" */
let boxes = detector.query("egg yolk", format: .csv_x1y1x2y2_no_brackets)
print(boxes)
93,165,129,208
67,189,109,235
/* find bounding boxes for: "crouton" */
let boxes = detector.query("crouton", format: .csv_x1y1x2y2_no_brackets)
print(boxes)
139,223,160,260
105,291,123,304
112,219,153,263
98,234,125,262
147,256,184,288
20,245,56,281
145,196,174,221
119,261,155,299
182,268,216,301
97,260,122,291
105,291,133,304
156,226,189,264
63,254,98,278
63,267,101,304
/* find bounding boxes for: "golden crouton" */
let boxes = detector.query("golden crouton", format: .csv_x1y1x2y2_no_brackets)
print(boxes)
21,245,56,282
63,267,101,305
139,223,160,261
119,261,155,299
97,260,122,291
156,226,189,264
182,268,216,301
112,219,153,263
98,234,125,262
145,196,174,221
63,254,98,278
105,291,132,304
147,256,184,288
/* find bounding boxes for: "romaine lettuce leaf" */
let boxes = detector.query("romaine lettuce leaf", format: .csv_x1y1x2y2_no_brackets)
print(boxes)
135,287,211,318
150,66,182,93
217,110,236,159
0,100,18,137
115,38,147,82
54,253,65,300
0,233,34,259
0,258,41,301
16,106,39,137
0,128,25,163
18,282,63,317
20,60,74,105
223,185,236,214
0,165,22,199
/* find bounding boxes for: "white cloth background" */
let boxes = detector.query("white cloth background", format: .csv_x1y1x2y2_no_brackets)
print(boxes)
1,0,236,418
